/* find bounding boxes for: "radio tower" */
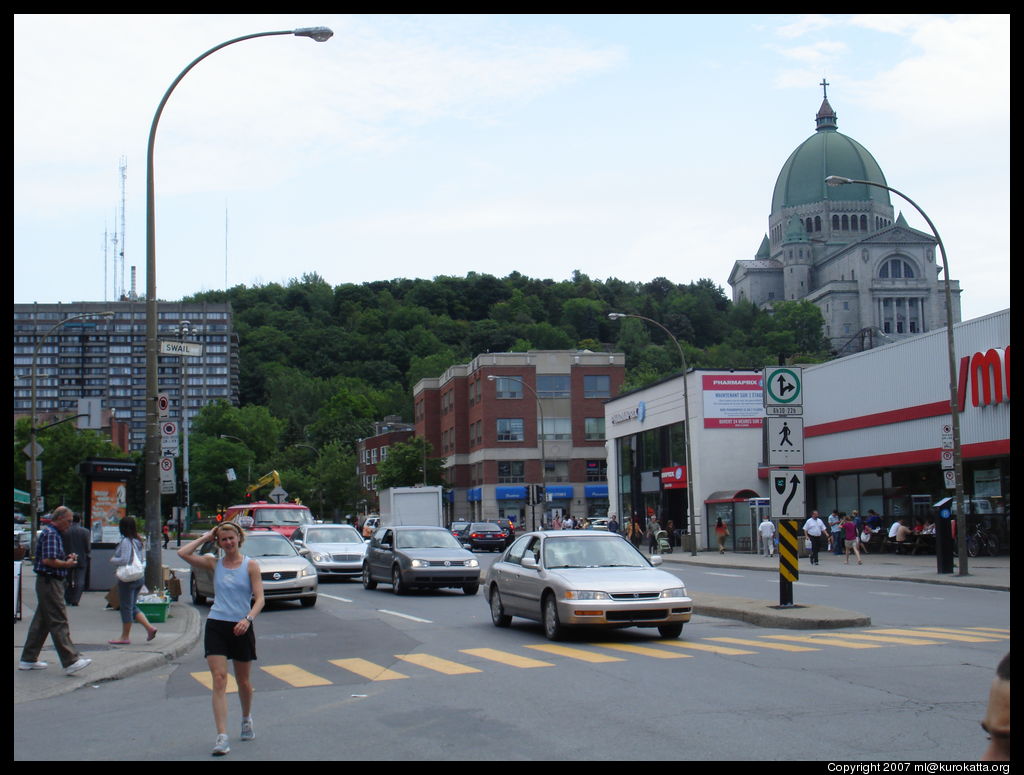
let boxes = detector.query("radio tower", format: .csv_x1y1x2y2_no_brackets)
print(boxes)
117,156,127,299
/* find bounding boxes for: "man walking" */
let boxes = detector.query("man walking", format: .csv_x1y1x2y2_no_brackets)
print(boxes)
828,509,844,555
19,506,92,674
803,510,828,566
758,515,776,557
63,512,91,606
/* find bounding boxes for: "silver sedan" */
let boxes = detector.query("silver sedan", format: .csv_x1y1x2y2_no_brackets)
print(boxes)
485,531,692,640
292,523,367,580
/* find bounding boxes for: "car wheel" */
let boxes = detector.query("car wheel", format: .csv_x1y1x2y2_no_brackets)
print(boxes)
392,565,407,595
463,583,479,596
658,622,684,639
542,593,564,641
362,563,377,590
190,575,208,606
300,595,317,608
489,586,512,627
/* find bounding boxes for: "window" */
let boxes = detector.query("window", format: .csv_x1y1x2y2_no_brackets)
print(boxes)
539,417,571,440
536,375,570,398
584,417,605,441
494,376,523,399
497,461,525,483
583,375,611,398
586,459,608,482
879,258,916,279
497,418,524,442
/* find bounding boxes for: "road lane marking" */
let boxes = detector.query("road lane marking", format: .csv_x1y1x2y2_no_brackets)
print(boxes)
873,628,1005,643
260,664,333,687
191,671,238,693
395,653,482,675
460,648,554,668
377,609,433,623
330,658,409,681
764,634,880,649
591,643,692,659
319,593,354,603
656,641,757,655
707,637,818,652
706,572,745,578
526,644,626,663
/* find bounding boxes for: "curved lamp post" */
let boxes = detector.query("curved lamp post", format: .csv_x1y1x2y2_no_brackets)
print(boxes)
608,312,697,555
825,176,967,576
488,374,545,532
145,27,333,588
28,311,115,554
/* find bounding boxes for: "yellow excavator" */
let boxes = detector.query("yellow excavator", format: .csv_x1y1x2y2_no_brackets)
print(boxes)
246,470,282,496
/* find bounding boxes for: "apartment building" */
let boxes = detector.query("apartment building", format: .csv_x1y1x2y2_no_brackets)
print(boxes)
356,415,416,507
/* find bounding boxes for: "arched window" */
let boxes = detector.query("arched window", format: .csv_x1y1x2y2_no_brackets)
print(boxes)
805,218,813,233
832,215,840,230
842,215,849,230
851,215,859,231
815,216,821,232
878,258,917,279
860,215,868,231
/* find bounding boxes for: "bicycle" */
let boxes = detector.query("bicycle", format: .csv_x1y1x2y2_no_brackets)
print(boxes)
966,523,999,558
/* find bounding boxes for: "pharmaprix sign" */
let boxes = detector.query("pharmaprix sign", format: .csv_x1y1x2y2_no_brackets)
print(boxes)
957,346,1010,409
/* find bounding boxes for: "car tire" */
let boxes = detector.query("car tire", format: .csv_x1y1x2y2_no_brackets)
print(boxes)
190,575,208,606
658,622,684,639
463,584,479,596
362,563,377,590
392,565,407,595
542,593,564,641
489,587,512,627
300,595,317,608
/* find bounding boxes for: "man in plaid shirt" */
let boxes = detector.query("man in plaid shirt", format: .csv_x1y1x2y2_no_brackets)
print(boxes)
19,506,92,674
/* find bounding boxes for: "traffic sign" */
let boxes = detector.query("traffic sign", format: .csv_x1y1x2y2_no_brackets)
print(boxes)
159,456,175,482
157,393,170,419
160,340,204,357
940,449,955,470
764,367,803,407
161,421,179,438
770,469,805,519
766,417,804,466
943,469,956,490
268,486,289,504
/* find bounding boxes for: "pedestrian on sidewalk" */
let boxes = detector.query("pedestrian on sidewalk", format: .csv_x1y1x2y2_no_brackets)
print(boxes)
647,514,662,554
828,509,843,555
179,522,265,757
841,512,862,565
803,510,828,565
18,505,92,675
758,515,776,557
715,518,730,554
108,516,158,645
63,511,91,607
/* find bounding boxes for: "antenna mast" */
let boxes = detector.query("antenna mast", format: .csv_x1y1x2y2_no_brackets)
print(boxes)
118,156,127,299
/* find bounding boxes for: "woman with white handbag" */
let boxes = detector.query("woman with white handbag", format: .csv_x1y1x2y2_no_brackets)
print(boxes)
108,516,158,645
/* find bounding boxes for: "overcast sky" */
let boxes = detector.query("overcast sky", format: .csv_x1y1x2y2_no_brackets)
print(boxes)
13,14,1009,322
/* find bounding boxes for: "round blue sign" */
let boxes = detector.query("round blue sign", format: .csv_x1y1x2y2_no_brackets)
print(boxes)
940,509,951,520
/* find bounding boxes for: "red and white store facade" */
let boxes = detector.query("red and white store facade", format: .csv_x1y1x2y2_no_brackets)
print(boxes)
605,309,1009,552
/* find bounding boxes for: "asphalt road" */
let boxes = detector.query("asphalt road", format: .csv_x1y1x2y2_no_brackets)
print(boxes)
13,552,1008,761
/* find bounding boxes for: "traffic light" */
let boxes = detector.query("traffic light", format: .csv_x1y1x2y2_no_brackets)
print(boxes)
530,485,546,505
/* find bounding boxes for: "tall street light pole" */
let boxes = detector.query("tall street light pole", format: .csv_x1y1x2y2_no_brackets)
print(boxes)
145,27,333,589
488,374,546,532
608,312,697,555
825,176,968,576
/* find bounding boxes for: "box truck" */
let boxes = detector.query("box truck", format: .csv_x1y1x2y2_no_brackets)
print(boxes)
378,486,445,527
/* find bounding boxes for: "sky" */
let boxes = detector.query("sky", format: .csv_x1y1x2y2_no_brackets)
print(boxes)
13,14,1009,322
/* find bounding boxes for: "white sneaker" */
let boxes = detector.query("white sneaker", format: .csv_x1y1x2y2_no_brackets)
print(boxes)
240,717,255,741
18,660,48,670
212,734,231,756
63,657,92,675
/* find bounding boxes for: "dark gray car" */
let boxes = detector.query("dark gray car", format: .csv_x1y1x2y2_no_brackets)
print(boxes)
362,525,481,595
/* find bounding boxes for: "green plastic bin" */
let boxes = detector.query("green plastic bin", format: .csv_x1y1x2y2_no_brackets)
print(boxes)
137,601,169,623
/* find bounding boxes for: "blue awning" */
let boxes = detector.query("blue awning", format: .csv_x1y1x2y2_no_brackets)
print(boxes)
467,488,482,503
584,485,609,498
496,486,527,501
545,485,574,500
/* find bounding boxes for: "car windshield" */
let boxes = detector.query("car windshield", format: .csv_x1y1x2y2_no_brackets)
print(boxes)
471,523,501,531
253,507,315,526
305,526,362,544
244,534,300,558
395,529,463,550
543,535,649,569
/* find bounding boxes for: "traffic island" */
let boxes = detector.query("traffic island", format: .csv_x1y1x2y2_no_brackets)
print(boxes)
693,592,870,629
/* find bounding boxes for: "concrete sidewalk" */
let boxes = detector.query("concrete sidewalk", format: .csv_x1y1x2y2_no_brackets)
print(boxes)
13,547,1008,704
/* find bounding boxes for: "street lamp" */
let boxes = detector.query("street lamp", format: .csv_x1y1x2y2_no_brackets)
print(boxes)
487,374,546,531
145,27,333,589
608,312,697,555
28,311,115,554
825,175,968,576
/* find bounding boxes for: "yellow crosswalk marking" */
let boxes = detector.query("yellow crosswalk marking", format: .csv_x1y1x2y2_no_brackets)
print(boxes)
707,637,818,652
873,629,1003,643
460,648,554,668
329,658,408,681
764,634,880,649
591,643,691,659
968,627,1010,634
395,654,482,675
526,644,626,663
656,641,757,655
191,671,238,692
260,664,333,687
824,633,943,646
911,627,1008,640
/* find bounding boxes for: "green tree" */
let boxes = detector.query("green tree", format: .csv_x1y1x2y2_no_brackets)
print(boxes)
374,438,446,490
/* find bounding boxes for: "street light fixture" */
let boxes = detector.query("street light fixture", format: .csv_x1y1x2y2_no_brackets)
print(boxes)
608,312,697,555
487,374,546,531
28,311,115,554
145,27,333,589
825,175,968,575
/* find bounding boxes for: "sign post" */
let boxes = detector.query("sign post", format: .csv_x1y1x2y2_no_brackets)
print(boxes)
778,519,799,606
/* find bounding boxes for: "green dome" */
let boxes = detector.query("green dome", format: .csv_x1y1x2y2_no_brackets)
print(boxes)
771,98,890,214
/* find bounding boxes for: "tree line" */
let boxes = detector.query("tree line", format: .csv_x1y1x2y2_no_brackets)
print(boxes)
14,270,830,520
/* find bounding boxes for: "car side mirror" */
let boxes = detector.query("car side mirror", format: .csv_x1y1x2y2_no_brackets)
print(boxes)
298,547,311,557
650,555,663,566
522,556,539,570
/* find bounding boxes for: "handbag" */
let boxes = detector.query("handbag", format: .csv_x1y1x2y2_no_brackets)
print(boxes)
115,540,144,582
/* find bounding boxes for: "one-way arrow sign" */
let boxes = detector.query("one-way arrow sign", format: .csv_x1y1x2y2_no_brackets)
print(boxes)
770,469,805,519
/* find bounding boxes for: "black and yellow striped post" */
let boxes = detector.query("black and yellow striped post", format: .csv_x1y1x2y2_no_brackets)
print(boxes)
778,519,799,606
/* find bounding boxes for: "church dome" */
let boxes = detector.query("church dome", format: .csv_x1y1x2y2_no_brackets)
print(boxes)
770,95,891,215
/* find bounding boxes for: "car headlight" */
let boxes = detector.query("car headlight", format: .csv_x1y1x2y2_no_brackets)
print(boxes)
300,567,315,578
411,559,429,568
465,558,479,568
660,587,687,598
311,552,330,563
564,590,610,600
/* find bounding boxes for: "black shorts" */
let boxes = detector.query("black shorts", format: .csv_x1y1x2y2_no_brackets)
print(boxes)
204,617,257,662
